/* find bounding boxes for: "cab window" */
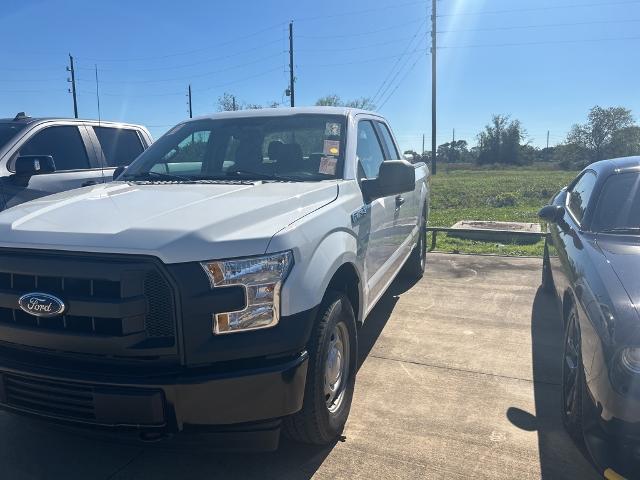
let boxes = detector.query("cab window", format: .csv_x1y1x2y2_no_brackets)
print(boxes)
567,170,597,224
356,120,385,179
12,126,90,172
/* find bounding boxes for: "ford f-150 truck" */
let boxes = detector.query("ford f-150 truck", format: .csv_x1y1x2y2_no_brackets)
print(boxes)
0,107,428,450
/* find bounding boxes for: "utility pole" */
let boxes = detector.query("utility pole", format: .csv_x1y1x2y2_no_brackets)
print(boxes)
289,21,295,107
422,134,425,154
67,54,78,118
187,85,193,118
452,128,455,143
546,130,550,149
232,95,237,111
430,0,437,174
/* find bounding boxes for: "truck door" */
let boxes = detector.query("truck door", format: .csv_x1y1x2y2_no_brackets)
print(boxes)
375,120,417,259
356,119,398,301
1,124,104,209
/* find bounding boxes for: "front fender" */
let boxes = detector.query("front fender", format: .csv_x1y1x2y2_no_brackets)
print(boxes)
276,228,364,321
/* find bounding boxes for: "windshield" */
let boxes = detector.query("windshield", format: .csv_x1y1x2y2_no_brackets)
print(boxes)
0,123,26,151
123,114,346,182
593,172,640,232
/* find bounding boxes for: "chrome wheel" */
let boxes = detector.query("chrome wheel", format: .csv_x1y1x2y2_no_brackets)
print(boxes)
325,321,350,413
563,309,580,418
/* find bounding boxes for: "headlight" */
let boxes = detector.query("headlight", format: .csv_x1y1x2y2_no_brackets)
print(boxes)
201,251,293,334
620,347,640,374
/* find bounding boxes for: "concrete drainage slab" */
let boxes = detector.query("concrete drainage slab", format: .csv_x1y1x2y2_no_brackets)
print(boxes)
449,220,542,244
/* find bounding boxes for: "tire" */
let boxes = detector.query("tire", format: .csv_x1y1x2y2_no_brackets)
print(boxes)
541,241,555,293
284,290,358,445
402,205,427,280
561,303,585,439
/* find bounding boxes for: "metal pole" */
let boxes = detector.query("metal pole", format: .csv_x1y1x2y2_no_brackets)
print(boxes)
289,21,295,107
431,0,437,174
68,54,78,118
188,84,193,118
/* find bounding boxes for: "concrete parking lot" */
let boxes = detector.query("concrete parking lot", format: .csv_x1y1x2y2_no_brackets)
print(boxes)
0,253,601,479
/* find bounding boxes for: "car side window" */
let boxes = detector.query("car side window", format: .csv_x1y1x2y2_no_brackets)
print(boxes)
356,120,385,179
13,126,90,172
94,127,144,167
376,122,400,160
567,171,597,224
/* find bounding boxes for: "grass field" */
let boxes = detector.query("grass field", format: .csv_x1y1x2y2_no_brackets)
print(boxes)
428,169,577,256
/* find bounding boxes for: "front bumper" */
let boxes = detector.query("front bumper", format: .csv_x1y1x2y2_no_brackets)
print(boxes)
0,351,308,446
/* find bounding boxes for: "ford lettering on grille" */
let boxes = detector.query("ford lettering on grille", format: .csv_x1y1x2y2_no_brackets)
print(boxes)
18,293,66,318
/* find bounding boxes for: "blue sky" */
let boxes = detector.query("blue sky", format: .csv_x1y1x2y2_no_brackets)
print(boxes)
2,0,639,151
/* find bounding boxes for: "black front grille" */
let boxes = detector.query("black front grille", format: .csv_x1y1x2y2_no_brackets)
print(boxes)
0,249,178,361
0,274,123,336
3,374,95,420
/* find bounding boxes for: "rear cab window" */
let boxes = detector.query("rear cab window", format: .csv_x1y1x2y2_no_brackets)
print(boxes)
10,125,90,172
94,127,145,167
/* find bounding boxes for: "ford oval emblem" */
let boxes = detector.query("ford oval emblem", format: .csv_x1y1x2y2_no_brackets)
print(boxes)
18,292,66,318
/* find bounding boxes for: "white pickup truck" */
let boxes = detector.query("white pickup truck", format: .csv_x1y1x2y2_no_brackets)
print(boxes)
0,107,428,450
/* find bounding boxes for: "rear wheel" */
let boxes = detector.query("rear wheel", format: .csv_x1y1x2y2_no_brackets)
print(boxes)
561,303,585,438
284,291,357,445
402,206,427,280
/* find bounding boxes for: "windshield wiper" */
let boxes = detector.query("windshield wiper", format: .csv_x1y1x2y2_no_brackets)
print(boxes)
600,227,640,234
223,170,304,181
123,171,192,182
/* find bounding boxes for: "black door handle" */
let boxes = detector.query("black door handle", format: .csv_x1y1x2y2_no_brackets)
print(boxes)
395,195,405,208
81,180,97,187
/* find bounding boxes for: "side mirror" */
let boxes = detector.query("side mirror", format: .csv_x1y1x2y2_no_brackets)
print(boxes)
15,155,56,176
538,204,565,223
113,165,127,180
362,160,415,201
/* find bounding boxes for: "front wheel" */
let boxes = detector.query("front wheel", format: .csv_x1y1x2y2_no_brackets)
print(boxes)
561,303,585,438
284,290,358,445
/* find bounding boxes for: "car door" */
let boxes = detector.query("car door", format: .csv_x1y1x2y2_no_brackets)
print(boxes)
1,124,103,209
87,125,148,178
356,119,399,302
375,120,417,259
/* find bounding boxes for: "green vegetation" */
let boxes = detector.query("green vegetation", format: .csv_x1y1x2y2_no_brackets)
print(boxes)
428,169,577,256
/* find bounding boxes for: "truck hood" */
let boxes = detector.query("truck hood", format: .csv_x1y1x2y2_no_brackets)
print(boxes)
0,181,338,263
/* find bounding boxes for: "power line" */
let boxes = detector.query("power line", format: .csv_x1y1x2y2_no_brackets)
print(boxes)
439,35,640,49
371,21,427,104
296,35,424,53
377,52,424,109
437,18,640,34
295,1,424,22
437,0,640,17
75,52,283,85
300,47,427,68
297,18,422,39
75,22,286,63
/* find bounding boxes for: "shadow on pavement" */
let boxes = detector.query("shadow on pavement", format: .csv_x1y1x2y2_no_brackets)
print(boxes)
507,287,599,480
2,278,408,479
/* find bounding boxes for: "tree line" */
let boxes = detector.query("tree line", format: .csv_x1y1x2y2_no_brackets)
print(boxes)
411,106,640,170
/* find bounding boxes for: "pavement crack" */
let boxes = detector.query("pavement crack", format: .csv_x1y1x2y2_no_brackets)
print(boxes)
367,353,561,387
104,449,145,480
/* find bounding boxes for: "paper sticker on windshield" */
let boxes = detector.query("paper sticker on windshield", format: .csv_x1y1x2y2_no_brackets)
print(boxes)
323,140,340,156
325,122,341,137
319,156,337,175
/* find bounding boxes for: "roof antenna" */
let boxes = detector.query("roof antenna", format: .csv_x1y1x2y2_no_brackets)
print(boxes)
95,64,105,185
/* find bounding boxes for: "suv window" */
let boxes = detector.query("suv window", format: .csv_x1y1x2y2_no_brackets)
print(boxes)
14,126,90,172
377,122,400,159
567,170,597,224
94,127,144,167
357,120,385,179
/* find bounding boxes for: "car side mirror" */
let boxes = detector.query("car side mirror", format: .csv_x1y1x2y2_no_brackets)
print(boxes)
113,165,127,180
14,155,56,176
362,160,415,201
538,204,565,223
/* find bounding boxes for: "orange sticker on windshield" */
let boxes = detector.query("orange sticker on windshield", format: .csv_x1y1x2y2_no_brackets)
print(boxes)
323,140,340,156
